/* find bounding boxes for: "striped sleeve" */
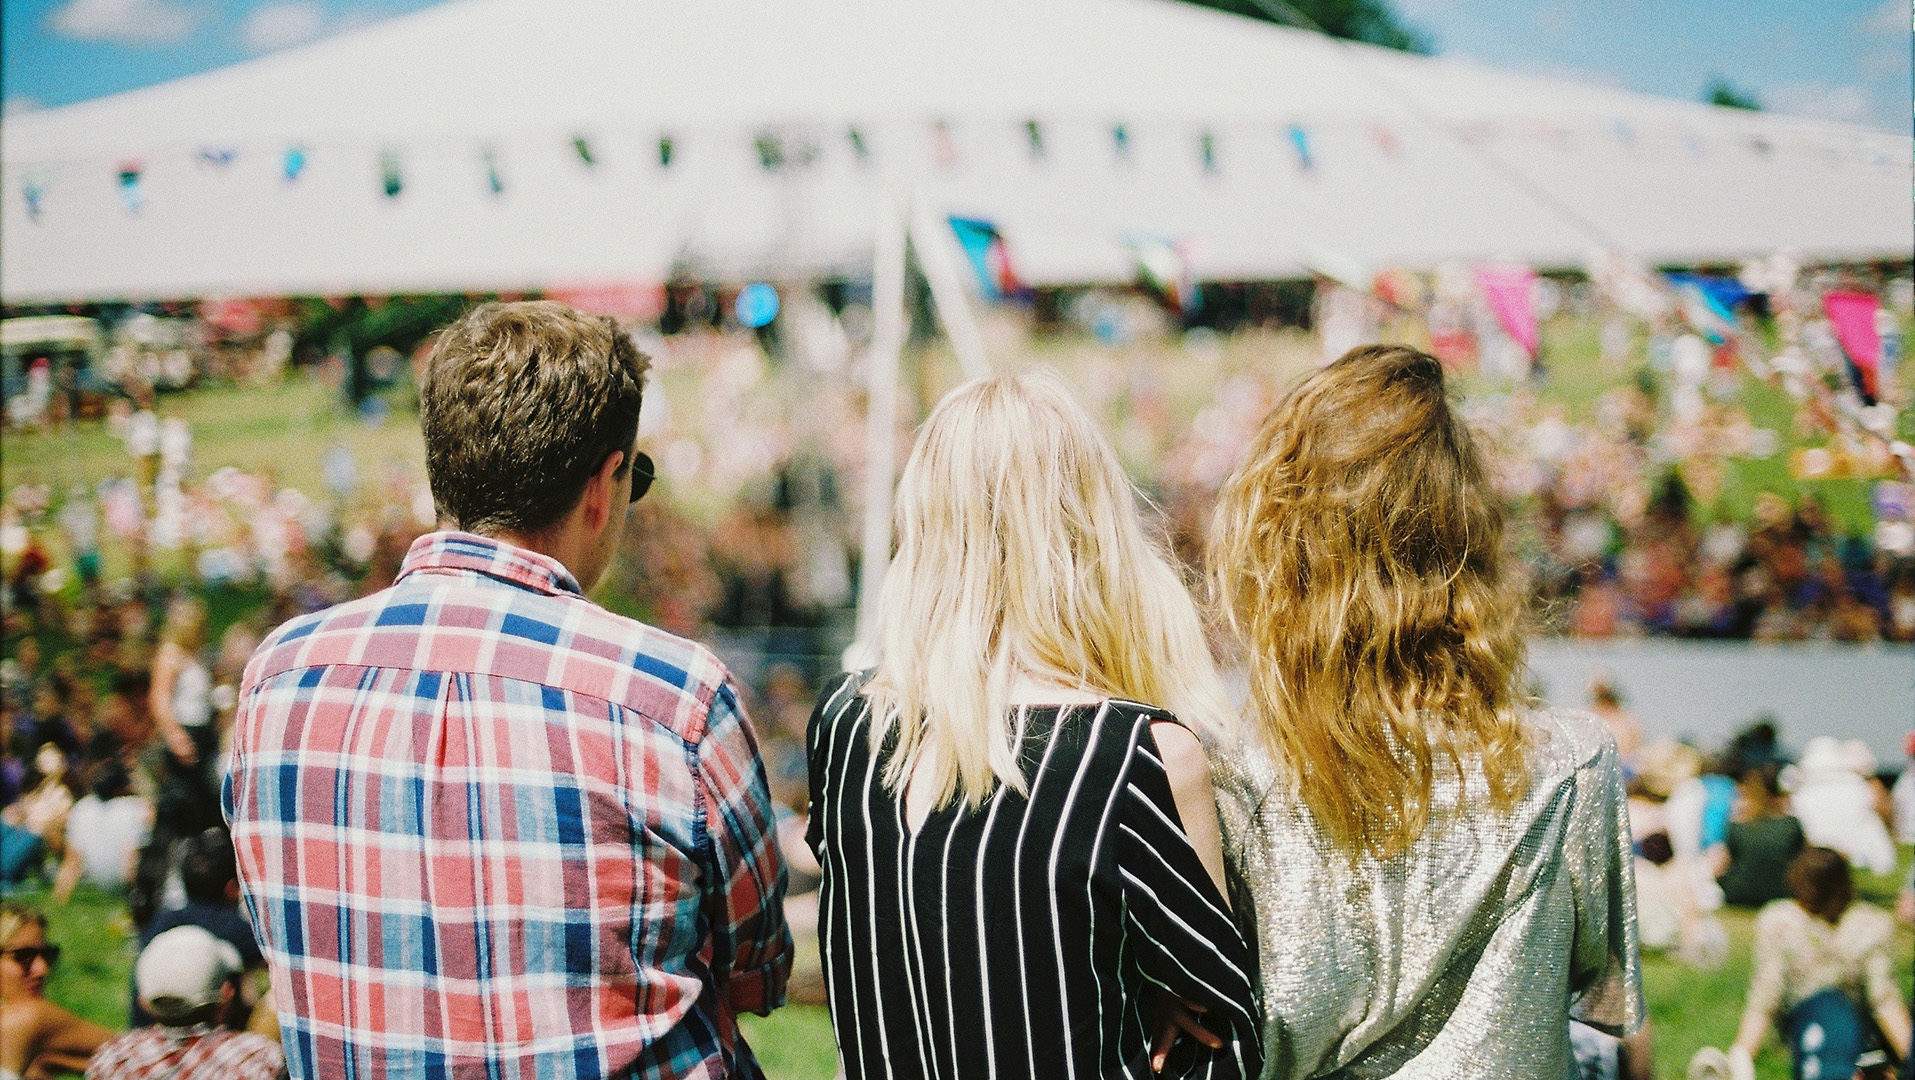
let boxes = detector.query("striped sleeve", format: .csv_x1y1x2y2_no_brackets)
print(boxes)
1117,717,1263,1075
695,674,794,1017
804,670,861,858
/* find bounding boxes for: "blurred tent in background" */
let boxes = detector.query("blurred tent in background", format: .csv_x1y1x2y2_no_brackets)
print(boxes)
2,0,1910,302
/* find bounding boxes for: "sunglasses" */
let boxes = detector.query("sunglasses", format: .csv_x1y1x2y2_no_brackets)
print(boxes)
2,945,60,969
628,451,655,504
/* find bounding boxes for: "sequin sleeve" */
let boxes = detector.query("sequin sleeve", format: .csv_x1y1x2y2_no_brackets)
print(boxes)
1565,735,1646,1036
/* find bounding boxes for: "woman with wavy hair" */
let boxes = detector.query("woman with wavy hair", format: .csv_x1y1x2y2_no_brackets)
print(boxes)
1207,344,1643,1078
808,370,1261,1079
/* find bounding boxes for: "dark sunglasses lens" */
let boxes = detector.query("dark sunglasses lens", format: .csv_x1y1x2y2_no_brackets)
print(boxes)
7,946,57,968
628,451,655,504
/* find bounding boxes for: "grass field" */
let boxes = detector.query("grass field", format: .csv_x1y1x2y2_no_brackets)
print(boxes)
9,853,1909,1080
5,317,1911,542
2,323,1911,1077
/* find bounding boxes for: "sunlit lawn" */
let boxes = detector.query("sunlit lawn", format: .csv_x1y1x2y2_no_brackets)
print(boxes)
12,851,1908,1080
2,320,1911,1079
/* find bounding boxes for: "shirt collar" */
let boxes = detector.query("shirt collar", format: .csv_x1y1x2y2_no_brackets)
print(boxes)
397,531,584,598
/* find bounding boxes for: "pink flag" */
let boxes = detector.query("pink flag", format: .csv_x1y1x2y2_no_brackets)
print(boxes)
1475,265,1539,358
1823,290,1882,401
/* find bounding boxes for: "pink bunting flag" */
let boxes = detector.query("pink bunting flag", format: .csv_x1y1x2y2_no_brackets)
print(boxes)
1475,264,1539,358
1823,290,1882,401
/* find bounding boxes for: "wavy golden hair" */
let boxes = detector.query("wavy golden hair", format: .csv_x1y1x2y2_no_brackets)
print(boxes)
1208,344,1530,859
864,370,1233,810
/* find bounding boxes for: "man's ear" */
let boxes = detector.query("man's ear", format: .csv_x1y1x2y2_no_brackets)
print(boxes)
585,450,626,533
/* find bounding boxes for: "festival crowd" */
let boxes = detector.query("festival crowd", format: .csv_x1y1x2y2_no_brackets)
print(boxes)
0,294,1909,1080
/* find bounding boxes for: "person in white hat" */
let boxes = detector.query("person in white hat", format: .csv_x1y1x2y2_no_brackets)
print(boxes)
1789,736,1897,875
84,927,282,1080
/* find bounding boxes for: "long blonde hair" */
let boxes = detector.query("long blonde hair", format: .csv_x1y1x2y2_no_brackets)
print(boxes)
1209,344,1530,859
863,370,1232,809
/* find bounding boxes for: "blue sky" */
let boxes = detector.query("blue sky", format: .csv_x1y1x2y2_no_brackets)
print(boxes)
3,0,1910,130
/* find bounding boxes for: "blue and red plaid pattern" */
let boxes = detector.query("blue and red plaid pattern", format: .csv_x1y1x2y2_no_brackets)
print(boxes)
225,531,791,1080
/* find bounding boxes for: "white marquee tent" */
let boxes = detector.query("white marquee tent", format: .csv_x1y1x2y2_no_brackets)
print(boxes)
3,0,1910,302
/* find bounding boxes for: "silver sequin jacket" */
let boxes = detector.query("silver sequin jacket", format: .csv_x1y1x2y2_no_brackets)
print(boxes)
1213,708,1645,1079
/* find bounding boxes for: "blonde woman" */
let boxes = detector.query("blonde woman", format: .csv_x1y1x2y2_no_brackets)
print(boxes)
1208,345,1642,1078
807,371,1261,1079
150,596,213,767
149,595,220,839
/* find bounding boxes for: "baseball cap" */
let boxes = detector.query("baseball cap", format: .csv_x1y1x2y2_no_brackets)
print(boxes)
135,926,243,1025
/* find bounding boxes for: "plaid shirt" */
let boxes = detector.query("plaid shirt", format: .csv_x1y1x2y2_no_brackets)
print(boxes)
225,532,791,1080
86,1026,285,1080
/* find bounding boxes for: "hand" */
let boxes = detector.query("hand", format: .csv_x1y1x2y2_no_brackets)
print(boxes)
1148,993,1222,1073
1703,846,1730,880
165,728,198,766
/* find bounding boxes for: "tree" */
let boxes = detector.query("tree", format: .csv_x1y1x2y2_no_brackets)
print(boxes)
1703,77,1762,111
1184,0,1434,53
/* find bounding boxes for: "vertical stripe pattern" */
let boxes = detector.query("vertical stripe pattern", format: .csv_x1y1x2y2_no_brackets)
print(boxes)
806,673,1263,1080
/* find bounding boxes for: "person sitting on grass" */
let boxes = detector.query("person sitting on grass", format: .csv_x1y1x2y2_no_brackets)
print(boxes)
1690,846,1912,1080
85,926,283,1080
0,901,111,1080
51,758,152,903
129,827,262,1028
1711,761,1804,910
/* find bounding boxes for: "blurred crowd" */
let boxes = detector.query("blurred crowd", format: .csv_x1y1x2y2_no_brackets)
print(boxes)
0,286,1912,1076
1606,689,1915,1078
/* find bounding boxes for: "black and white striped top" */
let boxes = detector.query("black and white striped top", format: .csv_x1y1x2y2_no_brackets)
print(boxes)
805,672,1263,1080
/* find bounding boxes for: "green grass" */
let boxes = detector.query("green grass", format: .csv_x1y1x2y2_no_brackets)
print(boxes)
6,315,1910,546
11,858,1909,1080
1,378,425,506
2,322,1911,1078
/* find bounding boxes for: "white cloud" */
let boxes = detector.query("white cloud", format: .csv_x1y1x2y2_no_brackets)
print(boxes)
239,1,328,53
1862,0,1909,37
1765,82,1875,125
46,0,203,45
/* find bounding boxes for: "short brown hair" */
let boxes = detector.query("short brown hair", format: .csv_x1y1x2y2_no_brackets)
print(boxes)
1786,846,1854,924
1209,344,1530,859
421,301,649,534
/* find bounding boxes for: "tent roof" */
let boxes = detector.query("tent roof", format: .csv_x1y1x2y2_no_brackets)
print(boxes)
4,0,1909,300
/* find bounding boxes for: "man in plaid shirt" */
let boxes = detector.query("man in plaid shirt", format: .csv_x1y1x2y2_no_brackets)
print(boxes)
225,302,790,1079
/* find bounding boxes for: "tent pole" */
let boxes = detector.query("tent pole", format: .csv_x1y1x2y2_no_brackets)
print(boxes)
909,197,991,380
848,185,910,666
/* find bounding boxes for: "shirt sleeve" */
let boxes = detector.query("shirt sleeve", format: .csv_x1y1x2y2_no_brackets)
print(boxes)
1743,905,1788,1024
1565,736,1647,1036
694,675,793,1017
1116,716,1263,1076
804,670,861,859
1860,912,1902,1018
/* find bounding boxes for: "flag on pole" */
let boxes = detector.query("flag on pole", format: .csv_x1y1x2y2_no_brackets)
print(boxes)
947,216,1022,301
1474,264,1539,359
482,148,505,196
1286,124,1314,172
380,152,404,198
1666,272,1750,346
116,162,144,214
1824,290,1883,404
283,146,308,182
1125,233,1196,314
